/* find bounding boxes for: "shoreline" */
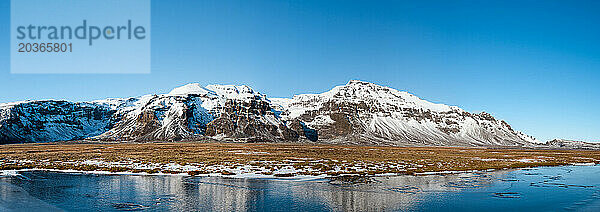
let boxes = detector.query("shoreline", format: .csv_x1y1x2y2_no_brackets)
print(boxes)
2,163,598,180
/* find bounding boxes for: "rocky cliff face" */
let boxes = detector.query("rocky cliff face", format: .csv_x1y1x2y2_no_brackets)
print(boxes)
0,101,114,144
91,83,296,142
0,80,538,147
271,80,538,147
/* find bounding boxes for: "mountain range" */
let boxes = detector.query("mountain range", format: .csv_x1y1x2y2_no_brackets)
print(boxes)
0,80,545,147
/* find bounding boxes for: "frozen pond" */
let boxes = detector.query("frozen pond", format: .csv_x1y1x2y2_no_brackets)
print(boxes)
1,165,599,211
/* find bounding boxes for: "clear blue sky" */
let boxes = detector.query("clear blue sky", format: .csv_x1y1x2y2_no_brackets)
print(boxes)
1,0,599,142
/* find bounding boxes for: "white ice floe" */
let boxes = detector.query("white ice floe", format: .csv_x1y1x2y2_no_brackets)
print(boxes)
0,170,20,177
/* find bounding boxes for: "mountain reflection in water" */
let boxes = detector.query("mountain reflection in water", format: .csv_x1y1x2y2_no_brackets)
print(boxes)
1,165,599,211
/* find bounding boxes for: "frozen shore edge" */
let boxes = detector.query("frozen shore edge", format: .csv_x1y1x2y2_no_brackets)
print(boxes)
2,162,597,180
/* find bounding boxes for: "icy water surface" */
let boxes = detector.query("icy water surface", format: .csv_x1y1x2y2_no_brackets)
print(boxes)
1,165,599,211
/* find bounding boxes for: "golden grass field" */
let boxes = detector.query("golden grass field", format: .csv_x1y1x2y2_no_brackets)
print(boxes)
1,142,599,176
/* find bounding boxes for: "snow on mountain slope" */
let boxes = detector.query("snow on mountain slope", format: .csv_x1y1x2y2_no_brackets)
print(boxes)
0,100,115,144
168,83,214,96
0,83,295,143
271,80,536,147
0,80,539,147
92,83,294,142
205,84,265,101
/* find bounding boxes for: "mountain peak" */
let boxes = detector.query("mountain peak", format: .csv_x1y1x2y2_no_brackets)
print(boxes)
346,80,374,85
344,80,388,90
168,83,213,96
205,84,263,100
168,83,262,101
321,80,453,113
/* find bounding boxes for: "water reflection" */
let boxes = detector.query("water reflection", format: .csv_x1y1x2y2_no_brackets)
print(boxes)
1,165,599,211
293,172,505,211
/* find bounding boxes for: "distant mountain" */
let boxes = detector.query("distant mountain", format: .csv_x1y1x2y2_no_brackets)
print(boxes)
545,139,600,150
0,80,538,147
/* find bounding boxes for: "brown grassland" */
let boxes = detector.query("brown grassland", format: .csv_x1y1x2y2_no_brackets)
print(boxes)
1,142,599,176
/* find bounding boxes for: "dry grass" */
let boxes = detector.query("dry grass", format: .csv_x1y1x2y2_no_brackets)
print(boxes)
1,142,599,175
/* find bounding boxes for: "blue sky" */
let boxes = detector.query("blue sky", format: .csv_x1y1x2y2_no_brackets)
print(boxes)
1,0,599,142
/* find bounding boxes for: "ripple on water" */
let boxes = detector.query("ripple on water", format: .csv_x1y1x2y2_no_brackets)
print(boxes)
112,203,148,211
530,182,595,188
327,176,377,186
387,185,421,194
492,192,521,199
442,174,492,189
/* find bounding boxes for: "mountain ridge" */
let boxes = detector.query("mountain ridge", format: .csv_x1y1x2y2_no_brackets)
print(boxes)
545,139,600,150
1,80,539,147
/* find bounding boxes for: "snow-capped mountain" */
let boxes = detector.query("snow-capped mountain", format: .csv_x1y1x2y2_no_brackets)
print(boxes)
89,83,296,142
0,80,538,147
0,100,114,143
271,80,538,146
